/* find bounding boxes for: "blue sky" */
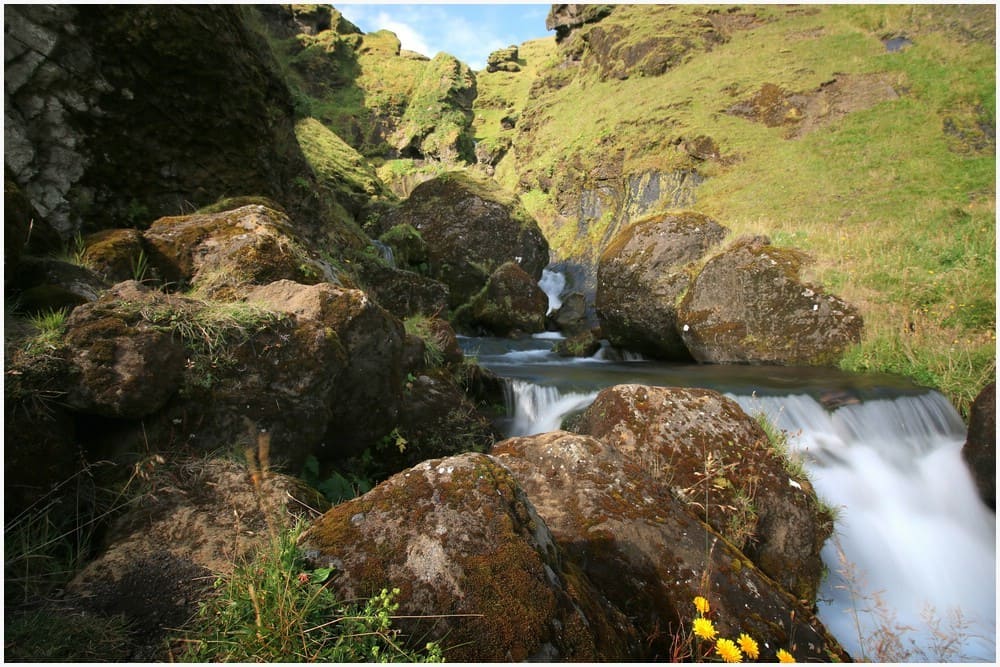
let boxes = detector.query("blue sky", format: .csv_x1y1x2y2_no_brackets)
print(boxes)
336,4,554,70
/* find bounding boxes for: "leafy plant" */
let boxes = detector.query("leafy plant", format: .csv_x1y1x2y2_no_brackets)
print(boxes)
176,521,443,662
301,455,373,505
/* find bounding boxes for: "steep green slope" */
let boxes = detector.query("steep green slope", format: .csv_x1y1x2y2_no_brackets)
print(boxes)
476,4,995,414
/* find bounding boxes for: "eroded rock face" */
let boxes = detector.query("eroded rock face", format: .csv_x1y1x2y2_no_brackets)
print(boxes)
963,381,996,509
299,452,623,661
679,235,863,365
493,430,848,661
143,203,334,298
464,261,549,335
379,173,549,309
597,211,727,359
572,384,833,603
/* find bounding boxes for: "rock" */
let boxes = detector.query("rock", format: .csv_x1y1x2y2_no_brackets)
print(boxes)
10,256,108,315
380,172,549,309
81,228,149,284
486,45,520,72
963,381,996,509
462,261,549,336
66,457,327,662
493,430,848,661
597,211,727,360
546,4,614,42
246,280,405,459
353,258,449,320
551,291,590,335
553,330,602,358
377,223,430,273
572,384,833,603
299,452,623,661
143,204,333,299
678,235,863,365
392,53,477,162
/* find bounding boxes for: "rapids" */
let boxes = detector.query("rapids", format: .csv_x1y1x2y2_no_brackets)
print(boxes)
461,327,996,662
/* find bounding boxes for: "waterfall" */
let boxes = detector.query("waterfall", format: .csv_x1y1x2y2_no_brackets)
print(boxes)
503,379,598,436
736,392,995,662
371,240,395,268
538,268,566,315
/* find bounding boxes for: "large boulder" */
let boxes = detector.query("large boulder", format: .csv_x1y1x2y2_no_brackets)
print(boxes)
379,173,549,309
65,457,327,662
143,203,335,299
963,381,996,510
493,430,848,661
572,384,833,603
678,235,863,365
596,211,727,359
246,280,405,459
462,261,549,336
10,256,108,315
353,257,449,320
299,452,628,661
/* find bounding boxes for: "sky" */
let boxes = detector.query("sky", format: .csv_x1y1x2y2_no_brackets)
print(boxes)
336,4,554,70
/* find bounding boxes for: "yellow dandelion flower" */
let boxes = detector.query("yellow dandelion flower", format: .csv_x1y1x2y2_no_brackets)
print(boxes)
777,648,796,663
715,637,743,663
737,633,759,660
692,617,717,641
693,595,710,615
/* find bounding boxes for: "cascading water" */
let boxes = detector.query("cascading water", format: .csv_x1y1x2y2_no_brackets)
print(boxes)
538,268,566,315
371,240,395,268
463,314,996,662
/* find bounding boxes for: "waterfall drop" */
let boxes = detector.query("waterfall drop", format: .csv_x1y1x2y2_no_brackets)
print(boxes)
538,268,566,315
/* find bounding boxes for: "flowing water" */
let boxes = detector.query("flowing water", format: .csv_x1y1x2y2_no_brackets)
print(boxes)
461,304,996,661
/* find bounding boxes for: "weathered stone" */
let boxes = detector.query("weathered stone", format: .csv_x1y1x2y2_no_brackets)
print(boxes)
963,381,996,509
246,280,405,459
486,45,520,72
597,211,727,360
379,172,549,309
553,330,601,358
82,228,148,284
143,204,333,298
493,430,848,661
551,291,590,335
678,235,863,365
546,4,614,42
299,452,623,661
572,384,833,603
464,261,549,336
354,258,449,320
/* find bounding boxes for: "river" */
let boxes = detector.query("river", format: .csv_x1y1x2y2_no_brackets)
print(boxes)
459,276,996,661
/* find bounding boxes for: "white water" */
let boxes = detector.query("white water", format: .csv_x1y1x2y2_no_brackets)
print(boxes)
371,240,395,268
493,349,996,661
538,268,566,315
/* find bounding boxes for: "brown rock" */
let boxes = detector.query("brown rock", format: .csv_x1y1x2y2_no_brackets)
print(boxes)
963,381,996,509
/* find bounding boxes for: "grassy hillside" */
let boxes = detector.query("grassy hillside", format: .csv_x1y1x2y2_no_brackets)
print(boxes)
475,4,995,415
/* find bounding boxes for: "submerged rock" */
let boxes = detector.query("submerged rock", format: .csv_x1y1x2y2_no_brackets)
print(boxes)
597,211,727,360
493,430,848,661
299,452,624,661
678,235,863,365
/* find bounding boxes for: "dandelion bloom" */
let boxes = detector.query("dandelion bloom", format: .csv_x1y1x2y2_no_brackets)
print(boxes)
737,633,759,660
777,648,796,663
692,617,717,641
693,595,710,615
715,638,743,663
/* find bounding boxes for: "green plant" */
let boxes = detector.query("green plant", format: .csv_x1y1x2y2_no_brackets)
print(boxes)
301,455,373,505
4,609,131,662
130,248,150,282
22,307,69,353
404,314,446,368
175,521,443,662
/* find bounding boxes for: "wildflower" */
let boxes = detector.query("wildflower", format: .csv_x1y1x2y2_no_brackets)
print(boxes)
777,648,796,663
693,595,710,615
737,633,759,660
692,617,717,641
715,637,743,663
298,572,310,585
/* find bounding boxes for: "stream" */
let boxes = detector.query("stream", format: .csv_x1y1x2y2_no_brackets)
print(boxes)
459,273,996,661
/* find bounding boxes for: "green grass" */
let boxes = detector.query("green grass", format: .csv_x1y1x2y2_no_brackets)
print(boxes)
176,521,443,662
404,314,446,368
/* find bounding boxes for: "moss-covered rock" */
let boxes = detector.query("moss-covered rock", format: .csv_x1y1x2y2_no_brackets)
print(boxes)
81,229,149,284
596,211,727,360
678,235,863,365
299,452,623,661
463,261,548,336
493,429,848,661
379,172,549,309
572,384,833,604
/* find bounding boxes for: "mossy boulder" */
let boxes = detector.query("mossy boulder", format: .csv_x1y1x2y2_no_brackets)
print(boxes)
143,203,334,298
81,228,149,284
378,223,429,272
678,235,863,365
493,430,848,661
380,172,549,309
462,261,549,336
299,452,624,661
246,279,405,459
572,384,833,604
962,381,996,510
10,257,108,315
596,211,727,360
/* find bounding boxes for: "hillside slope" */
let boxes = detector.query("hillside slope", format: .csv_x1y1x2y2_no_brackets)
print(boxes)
474,4,995,413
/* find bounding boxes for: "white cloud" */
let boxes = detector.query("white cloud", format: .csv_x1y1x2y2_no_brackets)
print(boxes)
372,10,435,58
